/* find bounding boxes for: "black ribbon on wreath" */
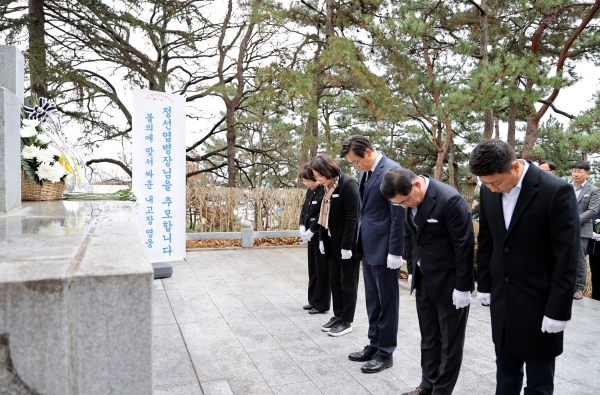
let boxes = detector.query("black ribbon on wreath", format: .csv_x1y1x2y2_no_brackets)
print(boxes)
23,97,60,124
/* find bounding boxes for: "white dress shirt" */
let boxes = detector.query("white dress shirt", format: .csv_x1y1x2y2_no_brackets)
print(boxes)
502,160,529,230
369,152,382,173
573,180,586,199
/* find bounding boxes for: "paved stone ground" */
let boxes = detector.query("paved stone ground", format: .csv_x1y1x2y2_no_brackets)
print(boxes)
153,247,600,395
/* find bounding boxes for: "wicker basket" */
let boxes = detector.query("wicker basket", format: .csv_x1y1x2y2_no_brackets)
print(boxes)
21,169,66,201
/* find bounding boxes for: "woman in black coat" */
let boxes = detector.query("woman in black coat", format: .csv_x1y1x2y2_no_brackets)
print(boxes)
298,163,331,314
310,154,360,337
586,210,600,300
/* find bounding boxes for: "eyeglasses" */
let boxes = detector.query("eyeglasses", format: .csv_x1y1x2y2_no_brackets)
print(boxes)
313,173,325,180
349,157,364,168
301,179,311,185
572,169,588,174
391,188,412,207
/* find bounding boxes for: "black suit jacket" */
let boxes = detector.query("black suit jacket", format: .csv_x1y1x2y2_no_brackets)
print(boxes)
405,176,474,305
477,162,579,359
319,173,360,260
357,155,405,265
299,185,324,234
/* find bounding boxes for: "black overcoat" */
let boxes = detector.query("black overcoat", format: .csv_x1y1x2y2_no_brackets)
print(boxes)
477,162,579,358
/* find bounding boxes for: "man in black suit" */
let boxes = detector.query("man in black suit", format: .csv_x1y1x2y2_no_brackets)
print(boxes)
380,168,474,395
340,136,404,374
469,139,579,395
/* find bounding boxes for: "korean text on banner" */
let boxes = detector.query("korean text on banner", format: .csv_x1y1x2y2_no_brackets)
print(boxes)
132,89,185,262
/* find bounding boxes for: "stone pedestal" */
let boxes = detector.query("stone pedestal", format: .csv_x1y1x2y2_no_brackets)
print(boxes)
0,46,24,103
0,88,21,214
241,228,253,248
0,201,153,395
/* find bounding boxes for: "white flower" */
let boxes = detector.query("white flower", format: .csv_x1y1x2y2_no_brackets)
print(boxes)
36,162,55,181
48,144,63,157
47,162,67,183
20,126,38,138
36,148,56,163
22,119,40,127
37,133,53,145
21,145,40,159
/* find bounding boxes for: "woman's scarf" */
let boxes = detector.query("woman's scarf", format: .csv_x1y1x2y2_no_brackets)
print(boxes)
318,176,340,230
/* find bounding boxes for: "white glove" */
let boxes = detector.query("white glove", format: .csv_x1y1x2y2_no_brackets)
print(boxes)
299,226,306,239
387,254,403,269
541,316,568,333
319,241,325,254
592,232,600,241
341,249,352,259
452,289,472,309
407,274,413,287
477,292,491,306
303,229,314,242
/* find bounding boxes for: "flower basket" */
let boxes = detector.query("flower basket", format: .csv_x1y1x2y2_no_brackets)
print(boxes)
21,169,65,201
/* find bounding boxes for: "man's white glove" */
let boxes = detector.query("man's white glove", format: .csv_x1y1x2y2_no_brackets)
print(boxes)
303,229,314,242
387,254,403,269
341,249,352,259
541,316,568,333
319,241,325,254
477,292,491,306
407,274,413,288
592,232,600,241
452,289,472,309
299,226,306,239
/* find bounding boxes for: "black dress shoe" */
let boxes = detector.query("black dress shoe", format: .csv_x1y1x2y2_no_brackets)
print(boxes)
303,304,312,310
361,355,392,373
308,308,326,314
348,346,377,362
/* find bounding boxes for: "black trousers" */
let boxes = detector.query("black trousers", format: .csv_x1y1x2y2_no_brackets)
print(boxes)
590,255,600,301
415,269,469,395
495,348,555,395
307,238,331,311
326,239,360,323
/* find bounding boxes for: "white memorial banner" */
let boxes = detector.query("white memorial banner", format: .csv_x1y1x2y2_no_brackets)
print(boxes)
132,89,186,262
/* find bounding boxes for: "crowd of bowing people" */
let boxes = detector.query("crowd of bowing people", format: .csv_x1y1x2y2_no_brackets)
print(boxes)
296,136,595,395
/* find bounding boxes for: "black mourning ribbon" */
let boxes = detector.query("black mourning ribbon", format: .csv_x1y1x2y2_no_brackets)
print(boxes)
23,97,59,124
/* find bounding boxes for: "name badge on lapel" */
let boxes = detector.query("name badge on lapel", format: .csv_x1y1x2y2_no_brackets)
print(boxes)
311,201,318,204
332,194,339,198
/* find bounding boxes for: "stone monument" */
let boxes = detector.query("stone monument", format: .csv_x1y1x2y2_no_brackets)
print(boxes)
0,45,23,214
0,46,153,395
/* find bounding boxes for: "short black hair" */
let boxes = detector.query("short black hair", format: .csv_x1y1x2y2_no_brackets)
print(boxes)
539,160,556,171
380,168,417,199
340,135,374,158
298,162,316,182
310,154,341,180
571,160,590,171
469,139,516,176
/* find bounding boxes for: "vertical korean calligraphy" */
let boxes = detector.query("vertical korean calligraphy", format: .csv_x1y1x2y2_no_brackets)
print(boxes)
132,90,186,262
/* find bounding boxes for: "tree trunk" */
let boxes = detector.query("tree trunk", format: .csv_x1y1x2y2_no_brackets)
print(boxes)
494,117,500,139
483,109,494,139
225,101,236,187
507,99,516,149
522,114,539,160
479,0,494,139
448,140,455,188
28,0,47,98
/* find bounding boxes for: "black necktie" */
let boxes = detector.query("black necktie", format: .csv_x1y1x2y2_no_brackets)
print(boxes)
360,171,372,198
